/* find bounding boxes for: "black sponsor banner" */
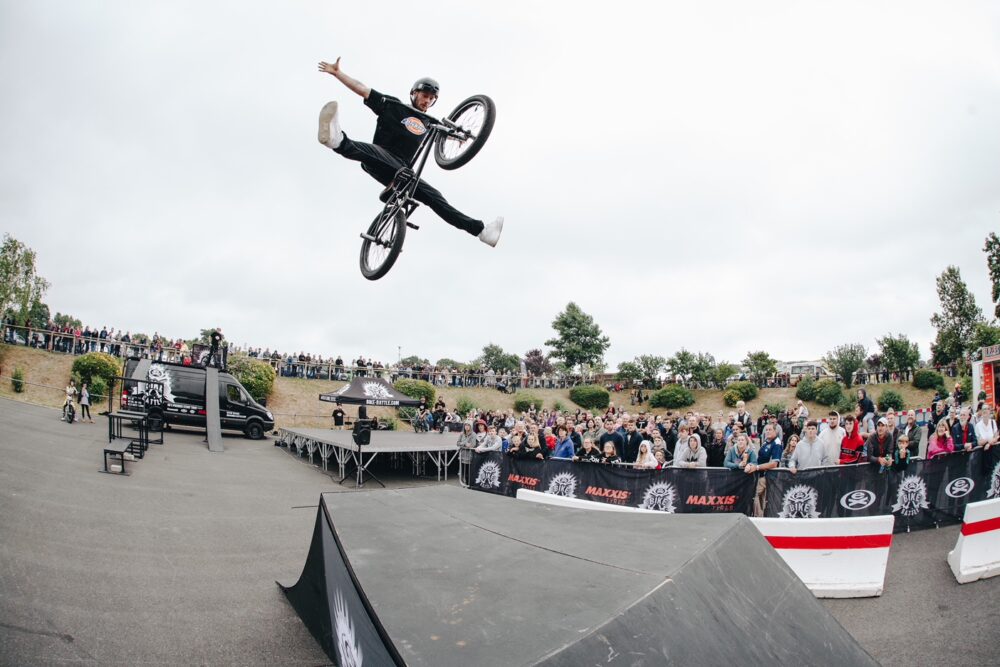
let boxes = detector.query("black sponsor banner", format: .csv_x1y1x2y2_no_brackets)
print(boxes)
765,449,999,532
469,454,755,514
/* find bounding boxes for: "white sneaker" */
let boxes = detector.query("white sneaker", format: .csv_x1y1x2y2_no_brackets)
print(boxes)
478,216,504,247
318,101,343,149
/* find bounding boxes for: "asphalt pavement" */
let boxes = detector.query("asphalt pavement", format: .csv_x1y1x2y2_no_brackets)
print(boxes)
1,398,997,666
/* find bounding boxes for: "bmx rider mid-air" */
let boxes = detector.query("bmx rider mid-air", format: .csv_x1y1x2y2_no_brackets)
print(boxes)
317,57,503,247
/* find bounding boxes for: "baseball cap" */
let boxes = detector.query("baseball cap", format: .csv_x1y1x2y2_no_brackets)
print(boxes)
877,417,888,426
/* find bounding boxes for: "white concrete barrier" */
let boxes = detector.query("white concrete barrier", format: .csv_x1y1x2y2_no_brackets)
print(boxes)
749,516,895,598
948,497,1000,584
516,489,662,513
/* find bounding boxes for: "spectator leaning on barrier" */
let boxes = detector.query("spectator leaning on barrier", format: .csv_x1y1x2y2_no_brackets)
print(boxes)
781,433,799,467
724,434,757,471
900,410,922,457
621,420,643,463
552,426,575,459
600,441,621,464
654,449,668,469
575,437,603,463
927,420,955,459
674,434,707,468
788,421,828,472
521,432,546,460
475,425,503,453
867,418,898,468
634,441,658,469
817,411,846,465
893,435,912,470
975,405,998,450
839,415,866,464
952,407,977,452
748,424,783,516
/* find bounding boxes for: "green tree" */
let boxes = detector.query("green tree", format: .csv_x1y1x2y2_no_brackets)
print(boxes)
53,312,82,329
26,299,50,328
930,266,984,365
970,322,1000,356
711,362,738,388
823,343,867,388
544,303,610,373
742,350,777,386
399,354,430,366
0,234,50,324
689,352,715,387
523,348,553,376
435,357,464,368
634,354,666,383
985,232,1000,320
665,348,696,380
616,361,643,384
876,333,921,373
476,343,520,373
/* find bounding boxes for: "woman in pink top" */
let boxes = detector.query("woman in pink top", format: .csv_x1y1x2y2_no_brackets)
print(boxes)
927,420,955,458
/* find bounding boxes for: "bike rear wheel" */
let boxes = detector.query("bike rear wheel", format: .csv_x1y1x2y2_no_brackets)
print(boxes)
359,204,407,280
434,94,496,170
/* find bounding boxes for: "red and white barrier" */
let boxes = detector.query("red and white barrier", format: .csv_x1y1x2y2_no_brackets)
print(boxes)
948,497,1000,584
749,516,894,598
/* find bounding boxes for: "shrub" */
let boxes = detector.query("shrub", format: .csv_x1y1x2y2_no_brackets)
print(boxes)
569,384,610,410
795,376,817,402
722,388,742,407
456,395,476,417
650,385,695,409
877,389,905,412
813,379,845,406
513,392,544,413
393,379,435,406
11,367,25,393
553,400,567,413
913,369,945,391
726,380,759,402
72,352,120,387
397,406,417,422
227,356,276,402
764,402,786,417
382,417,398,431
88,375,109,404
835,393,856,416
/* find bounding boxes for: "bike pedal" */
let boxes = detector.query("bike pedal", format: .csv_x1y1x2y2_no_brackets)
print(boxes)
406,222,420,230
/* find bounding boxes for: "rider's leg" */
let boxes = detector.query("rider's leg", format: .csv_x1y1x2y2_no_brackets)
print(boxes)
318,101,343,149
411,180,484,236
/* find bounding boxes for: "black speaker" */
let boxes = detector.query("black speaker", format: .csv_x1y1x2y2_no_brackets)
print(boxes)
352,421,371,446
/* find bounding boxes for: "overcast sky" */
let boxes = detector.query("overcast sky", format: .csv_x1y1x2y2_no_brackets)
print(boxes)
2,1,998,368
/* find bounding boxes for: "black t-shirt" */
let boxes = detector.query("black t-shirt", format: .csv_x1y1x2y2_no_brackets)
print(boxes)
210,331,222,347
365,89,433,163
332,408,345,426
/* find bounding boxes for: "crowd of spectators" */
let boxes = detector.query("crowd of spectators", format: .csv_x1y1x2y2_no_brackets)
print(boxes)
454,391,998,516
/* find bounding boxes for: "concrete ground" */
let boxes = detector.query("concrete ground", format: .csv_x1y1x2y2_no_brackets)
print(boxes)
1,398,998,666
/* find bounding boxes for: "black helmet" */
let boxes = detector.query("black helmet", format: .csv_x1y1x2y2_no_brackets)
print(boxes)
410,77,440,96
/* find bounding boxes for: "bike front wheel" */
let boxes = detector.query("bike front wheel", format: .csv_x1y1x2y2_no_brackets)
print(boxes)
434,94,496,171
359,205,407,280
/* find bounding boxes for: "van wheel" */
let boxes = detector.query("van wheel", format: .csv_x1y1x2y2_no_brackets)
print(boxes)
246,422,264,440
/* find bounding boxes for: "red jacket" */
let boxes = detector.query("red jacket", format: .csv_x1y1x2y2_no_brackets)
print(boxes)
840,421,866,464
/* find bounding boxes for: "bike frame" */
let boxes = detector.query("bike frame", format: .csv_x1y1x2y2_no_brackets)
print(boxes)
387,115,471,212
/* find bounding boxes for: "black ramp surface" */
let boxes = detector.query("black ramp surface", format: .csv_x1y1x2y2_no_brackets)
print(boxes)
283,486,876,666
204,367,223,452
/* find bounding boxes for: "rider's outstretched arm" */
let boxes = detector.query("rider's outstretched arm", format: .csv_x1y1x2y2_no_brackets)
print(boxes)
318,57,371,100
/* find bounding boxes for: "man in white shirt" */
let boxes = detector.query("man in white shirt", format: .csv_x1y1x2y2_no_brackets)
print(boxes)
817,411,846,465
975,405,998,450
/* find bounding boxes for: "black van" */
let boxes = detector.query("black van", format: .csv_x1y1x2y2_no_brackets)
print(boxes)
121,358,274,439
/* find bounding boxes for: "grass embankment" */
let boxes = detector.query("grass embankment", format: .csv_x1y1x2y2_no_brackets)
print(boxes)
0,344,938,428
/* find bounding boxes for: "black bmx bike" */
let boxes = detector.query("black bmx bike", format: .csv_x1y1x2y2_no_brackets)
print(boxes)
359,94,496,280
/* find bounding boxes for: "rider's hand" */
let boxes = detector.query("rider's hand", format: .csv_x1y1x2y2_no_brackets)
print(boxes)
318,58,340,75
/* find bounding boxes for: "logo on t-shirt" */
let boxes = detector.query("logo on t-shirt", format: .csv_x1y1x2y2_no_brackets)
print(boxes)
400,117,427,135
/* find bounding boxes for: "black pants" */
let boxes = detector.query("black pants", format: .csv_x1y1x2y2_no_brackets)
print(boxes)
335,136,484,236
81,404,91,420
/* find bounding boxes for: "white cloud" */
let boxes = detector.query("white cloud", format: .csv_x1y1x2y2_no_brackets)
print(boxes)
2,0,998,368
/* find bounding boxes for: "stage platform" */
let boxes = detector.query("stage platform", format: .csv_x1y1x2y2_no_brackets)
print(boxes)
277,427,461,483
281,485,878,666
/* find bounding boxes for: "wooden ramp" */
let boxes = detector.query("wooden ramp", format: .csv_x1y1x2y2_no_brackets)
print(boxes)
204,367,224,452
